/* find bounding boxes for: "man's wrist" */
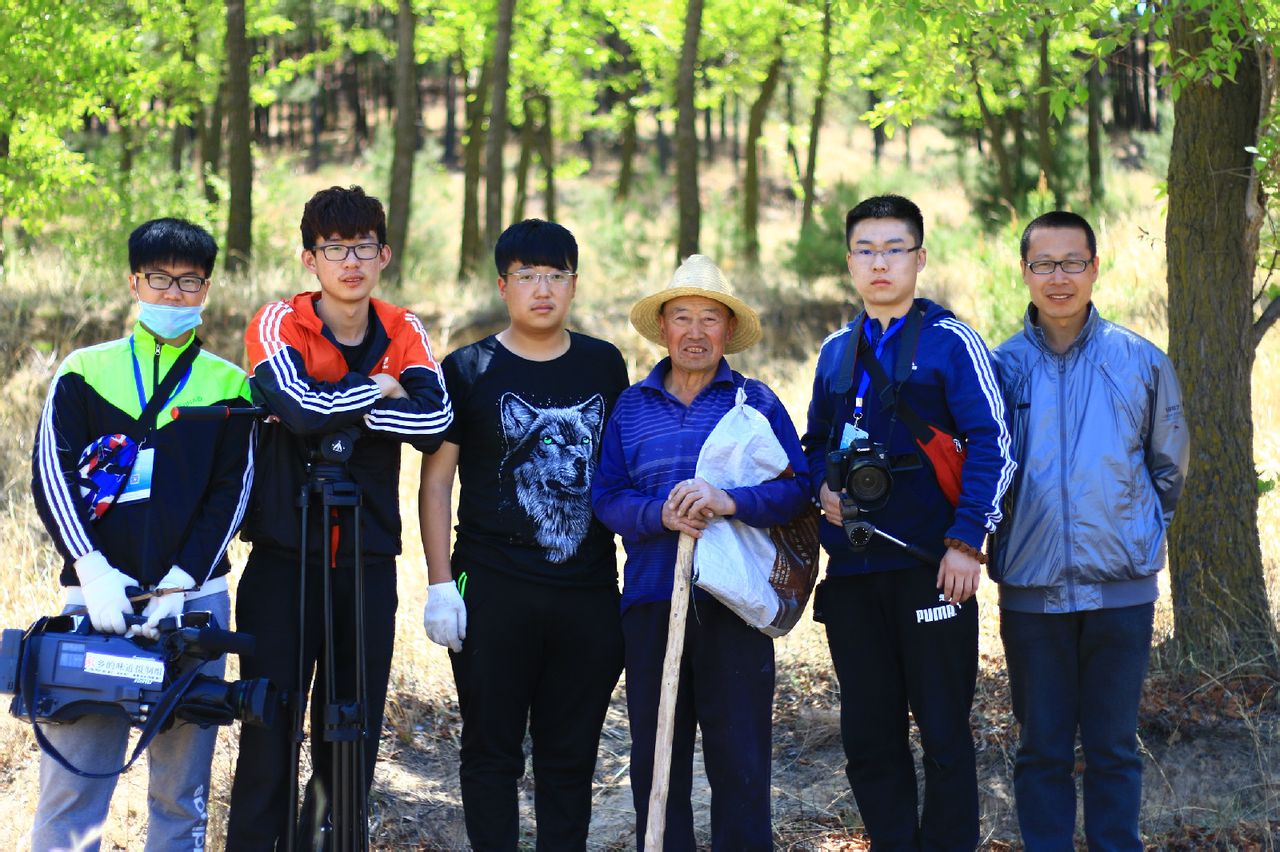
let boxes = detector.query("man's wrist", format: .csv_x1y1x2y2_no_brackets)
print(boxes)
943,537,987,565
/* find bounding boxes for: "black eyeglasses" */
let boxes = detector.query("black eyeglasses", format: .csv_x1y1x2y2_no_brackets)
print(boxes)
136,272,209,293
1026,258,1092,275
313,242,382,262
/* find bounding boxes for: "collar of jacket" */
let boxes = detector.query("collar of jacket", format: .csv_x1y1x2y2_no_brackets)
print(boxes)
1024,302,1100,356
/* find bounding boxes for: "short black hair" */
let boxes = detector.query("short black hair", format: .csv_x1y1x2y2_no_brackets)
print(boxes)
128,218,218,276
300,185,387,250
845,194,925,249
1020,211,1096,261
494,219,578,274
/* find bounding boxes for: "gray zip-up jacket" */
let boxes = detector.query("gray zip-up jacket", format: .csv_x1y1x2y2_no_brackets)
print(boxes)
988,305,1189,614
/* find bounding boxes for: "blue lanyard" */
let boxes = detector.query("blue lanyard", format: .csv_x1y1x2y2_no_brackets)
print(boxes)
852,315,906,422
130,337,192,414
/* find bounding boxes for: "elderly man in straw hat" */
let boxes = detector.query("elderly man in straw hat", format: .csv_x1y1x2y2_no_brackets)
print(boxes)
593,255,810,851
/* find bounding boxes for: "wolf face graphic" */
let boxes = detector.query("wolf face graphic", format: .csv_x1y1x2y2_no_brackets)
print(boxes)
499,393,606,563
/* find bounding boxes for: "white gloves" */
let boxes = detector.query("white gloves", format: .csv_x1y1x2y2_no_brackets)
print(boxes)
74,551,139,635
131,566,196,640
423,580,467,653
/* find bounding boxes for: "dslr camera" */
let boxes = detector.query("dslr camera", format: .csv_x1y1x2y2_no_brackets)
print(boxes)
826,436,922,549
0,611,277,732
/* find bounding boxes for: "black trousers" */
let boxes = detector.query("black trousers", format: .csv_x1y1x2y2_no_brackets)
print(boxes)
226,547,398,851
624,596,775,852
451,569,623,852
820,567,979,852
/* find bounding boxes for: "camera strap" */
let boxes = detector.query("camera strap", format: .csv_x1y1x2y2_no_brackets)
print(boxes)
21,619,205,779
855,310,968,507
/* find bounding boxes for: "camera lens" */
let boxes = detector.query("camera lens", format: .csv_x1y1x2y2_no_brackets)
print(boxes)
848,464,890,504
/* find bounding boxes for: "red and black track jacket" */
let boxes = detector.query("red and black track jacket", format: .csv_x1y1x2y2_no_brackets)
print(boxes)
242,292,452,564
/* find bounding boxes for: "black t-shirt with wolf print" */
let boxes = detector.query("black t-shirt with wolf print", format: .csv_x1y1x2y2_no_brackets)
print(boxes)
442,332,630,587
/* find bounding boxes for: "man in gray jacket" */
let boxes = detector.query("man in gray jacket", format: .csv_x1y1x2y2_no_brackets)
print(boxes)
990,210,1189,850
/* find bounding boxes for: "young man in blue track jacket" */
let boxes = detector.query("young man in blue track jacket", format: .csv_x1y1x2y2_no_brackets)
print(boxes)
990,211,1188,849
802,195,1015,851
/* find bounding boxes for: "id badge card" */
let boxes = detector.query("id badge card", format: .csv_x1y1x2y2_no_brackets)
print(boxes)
840,421,870,450
117,447,155,504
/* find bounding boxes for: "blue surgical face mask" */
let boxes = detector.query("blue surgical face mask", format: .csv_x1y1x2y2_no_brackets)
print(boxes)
138,301,204,340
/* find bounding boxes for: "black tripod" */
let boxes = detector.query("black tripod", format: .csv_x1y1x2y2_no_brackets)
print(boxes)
290,428,369,852
171,406,371,850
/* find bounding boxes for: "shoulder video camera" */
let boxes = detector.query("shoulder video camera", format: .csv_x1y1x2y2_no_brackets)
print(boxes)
0,611,277,731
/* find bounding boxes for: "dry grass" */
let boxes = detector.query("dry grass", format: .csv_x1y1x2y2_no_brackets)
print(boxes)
0,126,1277,850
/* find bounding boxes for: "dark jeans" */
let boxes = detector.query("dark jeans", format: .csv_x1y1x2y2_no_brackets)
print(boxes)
451,569,623,852
820,568,979,852
624,596,775,852
226,548,399,851
1001,603,1154,852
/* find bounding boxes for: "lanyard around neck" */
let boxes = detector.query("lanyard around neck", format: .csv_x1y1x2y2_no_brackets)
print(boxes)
130,337,193,414
852,315,906,422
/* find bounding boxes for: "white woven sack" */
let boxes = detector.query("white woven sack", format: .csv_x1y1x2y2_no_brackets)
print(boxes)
692,385,790,628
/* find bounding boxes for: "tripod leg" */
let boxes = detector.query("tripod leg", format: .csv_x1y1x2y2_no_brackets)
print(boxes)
288,488,310,852
352,500,369,852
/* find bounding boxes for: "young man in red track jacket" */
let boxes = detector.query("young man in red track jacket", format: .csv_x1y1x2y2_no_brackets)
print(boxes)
226,185,452,849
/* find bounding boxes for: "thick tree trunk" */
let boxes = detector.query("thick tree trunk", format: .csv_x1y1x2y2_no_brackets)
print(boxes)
1166,15,1277,670
675,0,704,261
484,0,517,252
459,62,492,281
225,0,252,273
386,0,418,284
742,47,783,265
1087,58,1104,206
801,0,832,231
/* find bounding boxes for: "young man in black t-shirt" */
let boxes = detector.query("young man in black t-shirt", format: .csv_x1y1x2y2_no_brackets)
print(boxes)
420,219,629,850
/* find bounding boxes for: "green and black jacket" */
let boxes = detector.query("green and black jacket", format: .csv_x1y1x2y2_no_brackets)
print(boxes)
32,322,255,588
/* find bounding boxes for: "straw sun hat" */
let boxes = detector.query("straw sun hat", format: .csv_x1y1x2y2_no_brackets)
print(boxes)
629,254,763,354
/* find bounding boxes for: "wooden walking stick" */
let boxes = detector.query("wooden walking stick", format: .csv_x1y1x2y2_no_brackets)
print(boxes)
644,532,695,852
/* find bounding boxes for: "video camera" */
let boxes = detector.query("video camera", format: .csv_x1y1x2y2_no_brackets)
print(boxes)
0,611,277,731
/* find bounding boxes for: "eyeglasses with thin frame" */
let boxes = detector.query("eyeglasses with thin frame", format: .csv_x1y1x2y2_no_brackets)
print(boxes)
1025,258,1092,275
313,242,383,262
503,269,577,287
850,246,921,262
135,271,209,293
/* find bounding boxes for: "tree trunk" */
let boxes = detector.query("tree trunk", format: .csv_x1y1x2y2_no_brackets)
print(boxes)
1087,58,1104,206
535,95,556,221
617,103,637,200
742,45,783,265
386,0,418,284
0,128,7,273
484,0,517,252
344,56,368,158
512,106,535,222
458,62,492,281
972,63,1015,209
655,110,671,176
442,56,458,168
675,0,704,261
1036,24,1059,206
703,105,714,160
308,65,324,173
1166,16,1278,670
200,81,225,204
225,0,252,273
801,0,832,231
869,90,886,165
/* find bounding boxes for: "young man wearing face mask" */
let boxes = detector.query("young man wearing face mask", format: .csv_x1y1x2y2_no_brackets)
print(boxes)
29,217,255,849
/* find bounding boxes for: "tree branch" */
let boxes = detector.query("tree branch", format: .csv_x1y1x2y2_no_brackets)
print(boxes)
1253,295,1280,350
